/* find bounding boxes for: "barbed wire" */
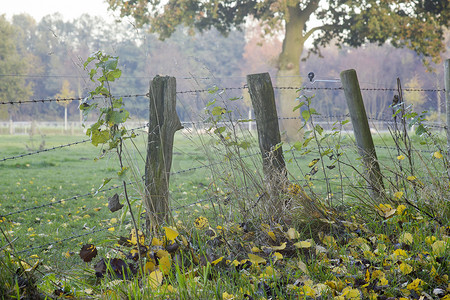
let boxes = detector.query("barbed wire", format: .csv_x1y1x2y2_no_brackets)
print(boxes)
0,93,148,105
1,85,445,105
0,124,149,163
15,227,110,255
367,116,448,129
0,183,125,219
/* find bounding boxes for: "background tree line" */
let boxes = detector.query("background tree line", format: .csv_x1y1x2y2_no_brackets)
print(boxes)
0,13,448,123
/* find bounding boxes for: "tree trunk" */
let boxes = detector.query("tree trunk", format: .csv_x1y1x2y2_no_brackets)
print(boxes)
276,6,307,142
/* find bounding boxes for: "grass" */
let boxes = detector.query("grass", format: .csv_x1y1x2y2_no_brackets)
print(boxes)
1,119,449,299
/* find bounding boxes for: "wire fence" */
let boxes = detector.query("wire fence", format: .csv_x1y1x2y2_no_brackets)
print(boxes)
0,86,446,105
1,81,449,257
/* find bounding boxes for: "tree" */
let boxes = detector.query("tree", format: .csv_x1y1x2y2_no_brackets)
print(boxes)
54,80,75,130
404,74,426,113
0,15,32,120
107,0,449,140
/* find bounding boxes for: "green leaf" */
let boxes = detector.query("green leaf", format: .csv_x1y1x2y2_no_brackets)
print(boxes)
206,99,216,107
214,126,226,134
118,166,128,180
293,141,303,151
415,124,427,136
239,141,251,149
314,125,323,135
341,120,350,125
211,106,226,116
309,108,319,115
95,178,112,195
273,142,283,151
90,129,110,146
106,110,130,125
293,102,305,112
301,110,310,122
303,136,314,148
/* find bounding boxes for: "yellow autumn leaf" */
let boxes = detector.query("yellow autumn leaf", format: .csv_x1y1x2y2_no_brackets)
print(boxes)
294,240,312,248
267,231,277,242
287,227,300,240
251,246,261,253
108,227,115,232
273,252,283,260
393,249,408,257
297,259,309,274
299,285,316,297
394,191,404,199
211,256,224,266
151,237,164,247
341,287,361,299
222,292,235,300
262,266,277,277
407,278,424,292
399,262,413,275
272,242,286,251
156,249,169,259
425,236,436,245
130,229,145,245
399,232,413,245
159,255,171,274
163,226,179,241
433,151,443,159
144,260,156,273
397,204,407,215
431,240,447,256
397,155,405,160
194,216,208,229
248,253,266,265
322,235,336,248
148,270,163,289
407,175,416,181
308,158,320,167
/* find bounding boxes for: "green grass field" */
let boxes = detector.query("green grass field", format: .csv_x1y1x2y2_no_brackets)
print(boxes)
1,125,449,299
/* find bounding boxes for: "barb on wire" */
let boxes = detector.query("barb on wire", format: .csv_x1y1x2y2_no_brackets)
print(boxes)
176,86,247,94
16,227,110,255
1,124,149,163
0,93,148,106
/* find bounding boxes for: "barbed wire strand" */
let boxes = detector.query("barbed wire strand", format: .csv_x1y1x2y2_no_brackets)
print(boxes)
0,124,149,162
1,85,446,105
15,227,110,255
0,93,148,105
0,183,125,218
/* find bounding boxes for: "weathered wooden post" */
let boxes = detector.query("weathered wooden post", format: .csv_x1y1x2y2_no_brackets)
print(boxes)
445,59,450,161
247,73,288,211
340,69,384,199
145,75,183,227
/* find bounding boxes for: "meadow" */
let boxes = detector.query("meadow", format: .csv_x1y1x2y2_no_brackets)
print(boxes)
0,121,449,299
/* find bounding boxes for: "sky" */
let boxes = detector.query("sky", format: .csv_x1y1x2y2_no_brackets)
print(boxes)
2,0,116,21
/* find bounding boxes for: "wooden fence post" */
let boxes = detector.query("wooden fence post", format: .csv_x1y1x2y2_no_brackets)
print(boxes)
340,69,384,199
445,59,450,161
145,75,183,227
247,73,288,209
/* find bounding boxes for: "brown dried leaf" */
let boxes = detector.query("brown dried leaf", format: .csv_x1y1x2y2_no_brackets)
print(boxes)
79,244,98,262
108,193,123,212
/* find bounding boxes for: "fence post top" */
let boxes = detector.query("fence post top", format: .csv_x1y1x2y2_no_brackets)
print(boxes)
340,69,357,76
